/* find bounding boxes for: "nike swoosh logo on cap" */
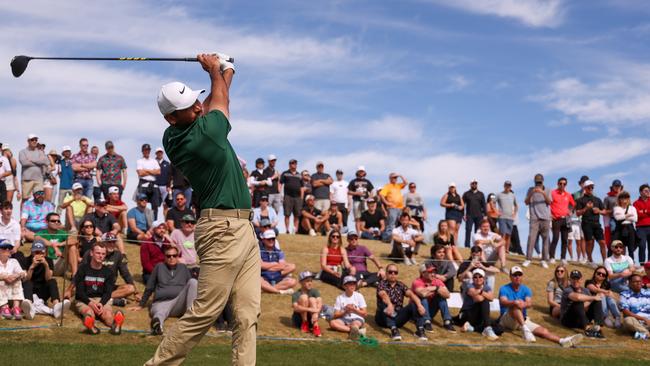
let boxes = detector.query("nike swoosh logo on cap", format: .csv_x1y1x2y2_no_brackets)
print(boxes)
179,86,185,94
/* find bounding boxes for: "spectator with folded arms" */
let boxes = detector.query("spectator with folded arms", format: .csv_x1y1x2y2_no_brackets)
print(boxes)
620,274,650,339
586,265,621,328
605,240,636,293
21,190,55,242
260,230,296,295
330,275,368,340
560,269,604,339
127,193,154,243
455,268,500,340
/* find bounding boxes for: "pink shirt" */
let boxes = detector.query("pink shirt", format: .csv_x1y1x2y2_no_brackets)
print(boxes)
550,189,575,220
411,276,446,300
170,229,197,266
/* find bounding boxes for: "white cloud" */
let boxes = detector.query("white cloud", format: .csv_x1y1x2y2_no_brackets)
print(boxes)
428,0,566,28
443,74,471,92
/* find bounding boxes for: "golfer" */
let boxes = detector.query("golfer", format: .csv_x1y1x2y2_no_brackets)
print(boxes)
146,54,260,365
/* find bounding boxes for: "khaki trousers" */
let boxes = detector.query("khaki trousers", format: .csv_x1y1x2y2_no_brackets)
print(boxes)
622,316,649,335
146,213,261,366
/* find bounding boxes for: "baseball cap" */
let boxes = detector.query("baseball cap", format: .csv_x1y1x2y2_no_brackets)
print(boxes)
504,180,512,186
347,230,359,238
305,194,315,201
472,268,486,277
48,149,58,156
136,192,148,200
182,214,196,222
155,147,164,153
141,143,151,151
357,165,366,172
611,240,624,248
579,175,590,185
366,197,376,203
448,182,456,188
299,271,315,282
108,186,120,194
289,159,298,164
470,178,478,183
316,161,324,167
1,144,9,151
342,275,357,285
583,180,595,187
259,195,269,201
510,266,524,276
27,133,38,140
0,239,14,250
255,158,264,165
61,145,71,152
72,182,83,191
153,219,166,228
157,81,205,116
95,198,108,206
611,179,622,187
261,230,276,240
419,263,435,273
389,172,398,178
101,232,118,242
268,154,277,161
336,169,343,174
105,141,114,149
570,270,582,279
31,240,46,253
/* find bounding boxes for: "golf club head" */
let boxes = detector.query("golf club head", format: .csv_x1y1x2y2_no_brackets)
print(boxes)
10,55,31,78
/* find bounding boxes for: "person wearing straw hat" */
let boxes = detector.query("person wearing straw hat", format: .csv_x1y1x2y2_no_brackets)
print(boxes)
330,275,368,340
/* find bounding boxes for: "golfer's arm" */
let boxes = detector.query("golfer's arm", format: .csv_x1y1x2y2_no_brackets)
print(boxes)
204,67,230,119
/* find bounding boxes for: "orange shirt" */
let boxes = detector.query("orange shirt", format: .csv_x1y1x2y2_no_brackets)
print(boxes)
380,183,406,209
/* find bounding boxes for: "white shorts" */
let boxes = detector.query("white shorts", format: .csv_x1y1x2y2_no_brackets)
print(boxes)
0,281,25,305
4,177,15,191
568,223,583,240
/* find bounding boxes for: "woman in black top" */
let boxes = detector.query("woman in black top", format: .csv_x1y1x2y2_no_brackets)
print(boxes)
76,219,99,261
440,183,464,245
432,220,463,263
585,266,621,328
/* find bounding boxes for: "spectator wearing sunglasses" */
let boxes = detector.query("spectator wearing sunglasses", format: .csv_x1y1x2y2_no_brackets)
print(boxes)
260,230,296,295
165,192,194,231
170,214,198,270
604,240,636,293
412,262,455,333
586,265,621,329
127,193,154,243
140,220,171,284
19,134,50,205
319,230,355,288
455,268,501,340
560,269,605,339
34,212,78,277
546,265,568,319
21,189,55,242
619,274,650,339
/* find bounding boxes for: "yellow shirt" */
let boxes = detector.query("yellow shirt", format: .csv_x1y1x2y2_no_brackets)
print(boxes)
63,195,92,219
380,183,406,209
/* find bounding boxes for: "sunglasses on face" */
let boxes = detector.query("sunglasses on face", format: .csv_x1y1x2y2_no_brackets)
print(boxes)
596,272,607,277
555,270,565,273
82,225,94,229
614,246,624,250
331,235,340,239
166,254,178,258
387,270,399,275
49,220,61,223
473,275,483,279
511,273,523,278
183,221,195,225
558,182,567,186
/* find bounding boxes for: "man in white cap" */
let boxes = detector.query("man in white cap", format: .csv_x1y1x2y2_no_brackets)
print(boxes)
348,166,375,233
575,180,606,266
330,275,368,339
18,133,49,205
259,230,296,294
264,154,282,215
57,146,74,213
147,54,260,366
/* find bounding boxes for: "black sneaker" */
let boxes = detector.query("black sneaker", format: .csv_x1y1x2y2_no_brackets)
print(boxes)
415,327,428,341
112,298,127,307
151,317,163,336
424,321,434,333
595,330,606,339
390,327,402,341
584,329,598,338
443,320,456,333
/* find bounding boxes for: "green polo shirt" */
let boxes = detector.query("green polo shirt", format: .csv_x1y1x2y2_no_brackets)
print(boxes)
36,229,68,260
162,110,251,210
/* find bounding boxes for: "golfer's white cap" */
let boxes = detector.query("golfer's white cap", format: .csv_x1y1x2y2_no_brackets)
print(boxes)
27,133,38,140
61,145,71,152
583,180,595,187
157,82,205,116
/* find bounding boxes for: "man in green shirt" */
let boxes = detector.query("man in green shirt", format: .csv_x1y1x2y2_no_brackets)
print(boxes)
34,212,79,276
147,54,260,366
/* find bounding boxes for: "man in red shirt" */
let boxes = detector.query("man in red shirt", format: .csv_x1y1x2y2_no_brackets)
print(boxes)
412,263,455,332
633,184,650,264
550,177,575,265
140,220,171,284
106,186,128,232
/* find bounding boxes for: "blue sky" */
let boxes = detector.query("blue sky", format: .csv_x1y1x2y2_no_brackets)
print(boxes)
2,0,650,242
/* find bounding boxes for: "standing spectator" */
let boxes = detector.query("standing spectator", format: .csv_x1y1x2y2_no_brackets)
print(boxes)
165,192,194,231
375,263,428,341
131,245,197,336
560,269,604,338
613,192,637,257
379,173,408,242
60,182,93,232
550,177,575,265
248,157,271,208
472,220,507,272
498,266,583,347
633,184,650,264
20,190,55,242
576,180,606,266
73,243,124,335
2,145,20,203
405,182,426,233
70,138,96,199
455,268,501,339
154,147,171,217
603,180,624,247
345,231,385,287
571,176,589,263
19,134,49,205
604,240,636,293
433,220,463,264
140,220,171,284
168,164,192,210
299,195,329,236
43,150,60,204
169,214,198,269
106,186,128,232
330,169,349,230
90,146,102,202
391,212,424,266
496,181,517,253
127,193,154,243
457,246,499,292
523,173,552,269
0,201,21,250
311,162,333,212
0,151,10,203
301,170,312,198
620,274,650,339
462,179,486,248
486,193,499,233
263,155,282,215
319,230,355,288
330,275,368,339
291,271,322,337
35,212,78,276
546,265,568,319
359,198,385,240
0,240,26,320
280,159,304,234
428,244,457,291
348,166,374,233
252,196,279,236
440,182,464,246
96,141,128,199
57,146,74,213
586,266,622,329
412,262,455,332
260,230,296,294
136,144,161,219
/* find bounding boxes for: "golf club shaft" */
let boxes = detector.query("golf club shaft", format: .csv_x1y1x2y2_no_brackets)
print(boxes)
29,56,235,63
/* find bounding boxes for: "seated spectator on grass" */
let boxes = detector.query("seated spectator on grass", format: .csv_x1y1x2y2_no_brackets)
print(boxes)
499,266,583,347
546,265,568,319
252,196,279,236
604,240,636,293
257,218,280,250
299,195,329,236
0,240,26,320
127,193,153,243
620,274,650,339
73,243,124,335
642,262,650,289
260,230,296,295
428,244,457,291
454,268,501,340
319,230,355,288
330,275,368,340
375,263,428,342
35,212,78,276
21,190,55,242
106,186,128,231
586,266,621,328
457,246,498,292
82,199,124,254
131,245,197,336
61,182,93,232
20,240,70,320
390,212,424,266
140,220,171,284
359,198,385,240
472,219,507,272
74,219,99,261
326,201,344,233
345,231,385,288
0,201,21,251
291,271,322,337
433,220,462,264
169,214,198,272
560,269,604,339
165,192,193,231
412,262,455,333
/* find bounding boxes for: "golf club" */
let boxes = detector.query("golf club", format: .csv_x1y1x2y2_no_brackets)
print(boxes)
10,53,234,78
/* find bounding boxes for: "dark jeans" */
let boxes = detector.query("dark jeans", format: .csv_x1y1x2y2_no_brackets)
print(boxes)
375,302,426,329
455,300,495,333
0,180,6,203
355,270,380,287
74,178,94,198
142,272,151,285
465,216,483,247
637,226,650,264
138,180,161,219
551,218,570,260
422,296,452,322
319,268,350,289
23,279,60,303
560,300,603,329
336,203,349,228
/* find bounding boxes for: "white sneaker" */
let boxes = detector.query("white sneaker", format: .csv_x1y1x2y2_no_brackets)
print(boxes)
278,289,295,295
541,260,549,269
359,327,367,337
522,260,531,268
549,258,556,264
403,256,412,266
482,326,499,341
21,300,35,320
308,229,317,237
53,302,63,319
410,257,418,265
461,321,474,333
522,326,536,342
559,333,584,348
561,259,568,266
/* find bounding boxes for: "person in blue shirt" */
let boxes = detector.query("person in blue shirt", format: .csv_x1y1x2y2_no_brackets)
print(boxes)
126,193,153,243
498,266,583,347
57,146,74,212
620,274,650,339
259,230,296,294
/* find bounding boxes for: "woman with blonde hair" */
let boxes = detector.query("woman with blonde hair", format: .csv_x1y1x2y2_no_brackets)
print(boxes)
440,183,464,246
433,220,463,264
546,264,568,319
319,230,355,288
